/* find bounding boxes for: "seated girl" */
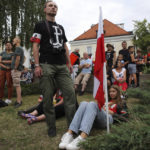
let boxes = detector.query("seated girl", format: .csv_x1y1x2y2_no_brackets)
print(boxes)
18,90,65,125
112,61,127,91
59,85,127,150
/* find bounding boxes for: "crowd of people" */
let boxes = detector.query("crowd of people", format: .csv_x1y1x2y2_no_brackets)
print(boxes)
0,37,24,108
1,1,150,150
105,41,149,91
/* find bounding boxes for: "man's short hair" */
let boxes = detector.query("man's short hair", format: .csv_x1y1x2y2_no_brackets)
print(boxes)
5,41,12,45
44,0,57,8
122,41,127,44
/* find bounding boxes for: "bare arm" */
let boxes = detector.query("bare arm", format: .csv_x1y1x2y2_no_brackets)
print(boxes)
0,56,9,69
14,56,20,70
112,71,119,82
33,42,42,77
64,43,73,73
54,98,64,107
1,60,12,64
131,54,137,62
113,52,116,67
122,69,126,83
33,43,40,65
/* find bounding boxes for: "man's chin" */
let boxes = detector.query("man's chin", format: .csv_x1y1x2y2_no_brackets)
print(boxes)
48,13,56,17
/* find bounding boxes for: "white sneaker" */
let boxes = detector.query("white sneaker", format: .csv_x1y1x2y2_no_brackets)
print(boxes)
5,99,12,104
59,132,74,149
66,135,85,150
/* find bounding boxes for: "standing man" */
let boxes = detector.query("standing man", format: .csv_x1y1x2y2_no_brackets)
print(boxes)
11,37,24,108
119,41,129,84
30,0,76,137
119,41,129,67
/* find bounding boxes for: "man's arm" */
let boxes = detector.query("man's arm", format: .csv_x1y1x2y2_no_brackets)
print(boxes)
1,60,12,64
0,56,10,69
33,42,42,77
14,56,20,70
64,43,73,73
113,52,116,67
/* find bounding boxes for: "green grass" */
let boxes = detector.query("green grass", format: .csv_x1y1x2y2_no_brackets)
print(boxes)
0,93,95,150
0,91,148,150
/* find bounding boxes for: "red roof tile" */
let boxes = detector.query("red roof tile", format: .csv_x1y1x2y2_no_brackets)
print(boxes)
74,19,131,41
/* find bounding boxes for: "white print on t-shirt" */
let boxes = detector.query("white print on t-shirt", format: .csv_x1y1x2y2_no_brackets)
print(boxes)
112,68,125,80
50,25,63,49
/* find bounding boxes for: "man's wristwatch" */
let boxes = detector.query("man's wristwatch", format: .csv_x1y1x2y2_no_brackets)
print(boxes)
35,64,40,67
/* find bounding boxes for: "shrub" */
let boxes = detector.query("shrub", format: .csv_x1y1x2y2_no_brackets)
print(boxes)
127,88,150,105
4,82,41,97
81,122,150,150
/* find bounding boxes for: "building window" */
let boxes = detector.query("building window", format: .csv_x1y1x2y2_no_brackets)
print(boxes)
86,46,92,54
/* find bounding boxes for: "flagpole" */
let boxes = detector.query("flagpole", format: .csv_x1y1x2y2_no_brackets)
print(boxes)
99,6,110,133
93,6,110,133
103,62,110,133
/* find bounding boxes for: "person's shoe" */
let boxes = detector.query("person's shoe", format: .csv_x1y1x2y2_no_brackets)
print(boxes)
78,91,84,96
5,99,12,104
48,127,56,137
133,85,138,88
66,135,85,150
59,132,74,149
128,85,132,88
0,99,8,107
14,101,22,108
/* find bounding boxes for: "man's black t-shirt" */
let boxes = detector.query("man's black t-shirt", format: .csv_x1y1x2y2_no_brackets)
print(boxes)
119,49,129,62
31,21,67,65
105,51,115,67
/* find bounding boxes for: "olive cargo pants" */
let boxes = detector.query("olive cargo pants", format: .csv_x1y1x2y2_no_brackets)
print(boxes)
40,64,76,131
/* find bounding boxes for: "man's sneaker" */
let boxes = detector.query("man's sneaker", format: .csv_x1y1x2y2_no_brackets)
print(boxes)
0,99,8,107
59,132,74,149
5,99,12,104
14,101,22,108
66,135,85,150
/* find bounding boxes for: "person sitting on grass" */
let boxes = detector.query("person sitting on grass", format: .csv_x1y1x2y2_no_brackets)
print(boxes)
18,90,65,125
112,60,127,91
59,85,127,150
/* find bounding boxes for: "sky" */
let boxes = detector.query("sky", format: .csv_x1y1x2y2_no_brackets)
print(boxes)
54,0,150,42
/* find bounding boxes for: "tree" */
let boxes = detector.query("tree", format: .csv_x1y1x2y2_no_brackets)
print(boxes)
0,0,46,49
133,19,150,54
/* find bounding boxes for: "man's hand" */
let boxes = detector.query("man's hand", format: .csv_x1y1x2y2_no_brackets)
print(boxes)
6,66,10,70
34,66,43,77
67,63,73,73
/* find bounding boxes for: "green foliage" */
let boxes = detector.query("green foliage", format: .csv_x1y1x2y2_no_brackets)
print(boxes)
0,0,46,49
127,87,150,105
81,122,150,150
143,66,150,74
133,19,150,54
4,82,41,97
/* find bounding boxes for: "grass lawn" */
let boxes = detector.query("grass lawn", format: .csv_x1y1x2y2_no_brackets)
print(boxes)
0,93,98,150
0,92,140,150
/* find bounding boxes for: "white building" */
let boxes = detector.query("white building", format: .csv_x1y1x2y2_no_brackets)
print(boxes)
70,19,134,59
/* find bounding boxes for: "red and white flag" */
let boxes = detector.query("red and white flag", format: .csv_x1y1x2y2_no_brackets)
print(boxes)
93,7,106,109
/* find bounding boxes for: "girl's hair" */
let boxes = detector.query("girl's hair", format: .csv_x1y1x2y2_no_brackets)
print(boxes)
109,85,122,105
